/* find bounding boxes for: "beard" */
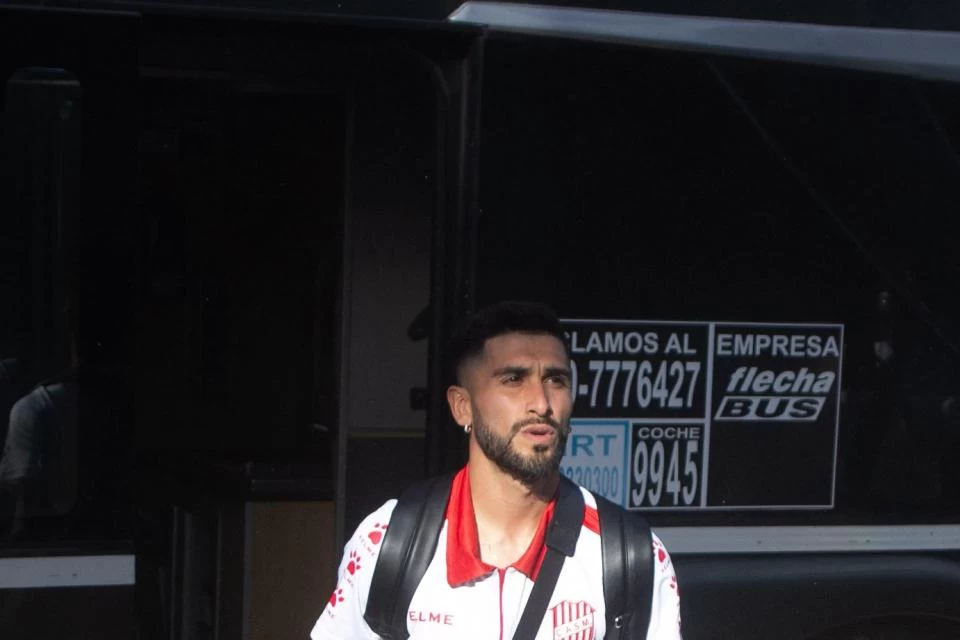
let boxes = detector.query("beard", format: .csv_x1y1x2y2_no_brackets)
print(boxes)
472,410,571,486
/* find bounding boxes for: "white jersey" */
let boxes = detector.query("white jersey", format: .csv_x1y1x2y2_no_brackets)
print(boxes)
311,467,682,640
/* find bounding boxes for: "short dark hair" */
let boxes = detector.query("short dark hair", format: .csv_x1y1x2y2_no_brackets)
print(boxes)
448,301,570,384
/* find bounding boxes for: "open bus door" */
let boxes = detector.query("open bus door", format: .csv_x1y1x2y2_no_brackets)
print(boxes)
127,13,483,640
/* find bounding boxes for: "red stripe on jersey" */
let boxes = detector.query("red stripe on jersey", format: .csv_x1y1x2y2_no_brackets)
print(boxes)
445,467,492,586
583,505,600,535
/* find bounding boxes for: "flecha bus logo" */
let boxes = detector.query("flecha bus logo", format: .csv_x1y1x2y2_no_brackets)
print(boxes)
551,600,596,640
714,366,837,422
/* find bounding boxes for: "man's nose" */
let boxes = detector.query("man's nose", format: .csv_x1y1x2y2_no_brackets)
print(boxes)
526,381,553,416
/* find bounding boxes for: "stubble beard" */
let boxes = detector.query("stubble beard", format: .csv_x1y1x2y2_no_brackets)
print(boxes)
472,410,571,487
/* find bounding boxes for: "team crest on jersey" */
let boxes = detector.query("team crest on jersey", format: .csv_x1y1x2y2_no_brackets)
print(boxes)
550,600,595,640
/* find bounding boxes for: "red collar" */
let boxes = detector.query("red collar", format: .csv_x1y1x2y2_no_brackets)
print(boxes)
444,466,556,587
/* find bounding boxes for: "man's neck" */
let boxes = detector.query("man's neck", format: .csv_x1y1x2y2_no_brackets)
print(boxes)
468,457,560,568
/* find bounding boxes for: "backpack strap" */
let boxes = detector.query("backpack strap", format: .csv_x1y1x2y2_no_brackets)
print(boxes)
595,494,654,640
511,475,584,640
364,473,455,640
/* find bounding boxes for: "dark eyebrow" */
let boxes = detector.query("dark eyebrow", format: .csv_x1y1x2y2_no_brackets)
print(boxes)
491,365,532,379
544,366,572,379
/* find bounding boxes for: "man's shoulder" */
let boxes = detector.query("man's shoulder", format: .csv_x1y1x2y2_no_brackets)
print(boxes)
571,483,636,521
572,484,664,546
576,484,599,509
10,386,51,417
349,499,398,546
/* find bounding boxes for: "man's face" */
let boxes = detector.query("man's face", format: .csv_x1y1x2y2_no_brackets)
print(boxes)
451,332,573,485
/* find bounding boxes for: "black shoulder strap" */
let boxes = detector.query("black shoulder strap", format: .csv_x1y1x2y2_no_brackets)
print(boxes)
595,494,654,640
511,476,584,640
364,473,454,640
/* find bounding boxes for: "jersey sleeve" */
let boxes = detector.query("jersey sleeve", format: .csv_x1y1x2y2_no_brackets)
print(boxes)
645,531,683,640
310,500,397,640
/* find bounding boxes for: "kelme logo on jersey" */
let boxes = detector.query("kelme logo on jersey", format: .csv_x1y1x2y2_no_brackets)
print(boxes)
551,600,595,640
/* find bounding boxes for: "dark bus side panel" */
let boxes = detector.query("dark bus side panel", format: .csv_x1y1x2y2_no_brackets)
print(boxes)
477,35,960,526
681,554,960,639
473,34,960,638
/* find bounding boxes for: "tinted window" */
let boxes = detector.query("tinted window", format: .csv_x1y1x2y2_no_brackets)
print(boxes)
477,38,960,524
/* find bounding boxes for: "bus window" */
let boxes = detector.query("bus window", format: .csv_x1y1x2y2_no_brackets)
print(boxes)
135,80,344,458
1,68,82,538
475,37,960,526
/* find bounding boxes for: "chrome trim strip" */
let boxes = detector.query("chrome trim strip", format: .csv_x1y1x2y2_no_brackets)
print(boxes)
449,2,960,83
0,554,135,589
655,525,960,554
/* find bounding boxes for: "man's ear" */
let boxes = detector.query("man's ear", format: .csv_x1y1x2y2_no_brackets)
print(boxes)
446,384,472,428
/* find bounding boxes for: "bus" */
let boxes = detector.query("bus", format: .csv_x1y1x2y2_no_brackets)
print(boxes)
1,2,958,638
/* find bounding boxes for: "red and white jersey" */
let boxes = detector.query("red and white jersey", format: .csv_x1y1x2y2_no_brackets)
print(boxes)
311,468,682,640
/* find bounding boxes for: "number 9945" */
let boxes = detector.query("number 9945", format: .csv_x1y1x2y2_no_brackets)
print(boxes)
630,439,700,508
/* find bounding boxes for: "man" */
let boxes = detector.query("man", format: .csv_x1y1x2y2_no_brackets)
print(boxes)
0,377,79,539
311,301,682,639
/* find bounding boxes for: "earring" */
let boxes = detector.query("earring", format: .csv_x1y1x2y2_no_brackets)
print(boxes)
463,423,472,434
